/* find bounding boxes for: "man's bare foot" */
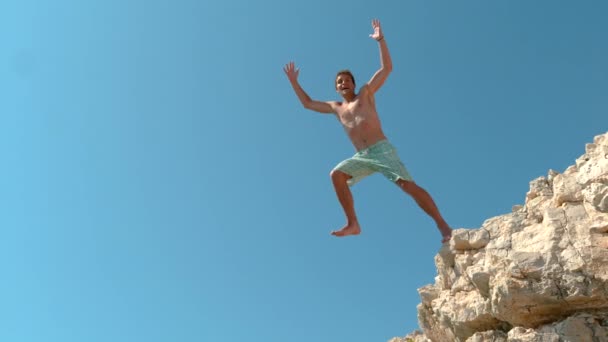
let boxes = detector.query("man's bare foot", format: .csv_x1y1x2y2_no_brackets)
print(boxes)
331,222,361,237
440,226,452,244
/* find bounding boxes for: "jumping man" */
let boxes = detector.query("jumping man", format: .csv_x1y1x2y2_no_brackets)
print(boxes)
283,19,452,243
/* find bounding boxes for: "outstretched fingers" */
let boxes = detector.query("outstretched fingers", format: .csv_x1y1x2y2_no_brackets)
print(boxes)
283,61,299,80
369,19,383,40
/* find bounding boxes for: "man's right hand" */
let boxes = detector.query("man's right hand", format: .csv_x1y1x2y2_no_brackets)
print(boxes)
283,61,334,114
283,61,300,83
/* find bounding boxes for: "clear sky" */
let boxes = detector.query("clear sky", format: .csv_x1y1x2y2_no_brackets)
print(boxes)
1,1,606,341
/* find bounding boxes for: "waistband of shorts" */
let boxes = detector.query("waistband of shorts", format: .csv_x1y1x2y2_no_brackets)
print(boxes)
356,139,391,153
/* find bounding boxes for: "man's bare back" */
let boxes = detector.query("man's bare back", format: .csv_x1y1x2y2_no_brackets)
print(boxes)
283,19,453,243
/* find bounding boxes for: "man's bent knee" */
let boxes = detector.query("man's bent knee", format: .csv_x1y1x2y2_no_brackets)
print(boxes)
330,170,351,183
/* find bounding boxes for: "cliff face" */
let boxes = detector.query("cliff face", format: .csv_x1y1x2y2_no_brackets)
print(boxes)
393,132,608,342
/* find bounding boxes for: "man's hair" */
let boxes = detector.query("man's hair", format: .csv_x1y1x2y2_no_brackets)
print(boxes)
335,70,356,87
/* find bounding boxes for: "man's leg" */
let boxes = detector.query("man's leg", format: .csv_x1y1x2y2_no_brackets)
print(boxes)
330,170,361,237
396,179,452,242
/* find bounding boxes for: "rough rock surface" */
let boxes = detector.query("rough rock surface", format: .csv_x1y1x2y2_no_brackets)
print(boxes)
392,132,608,342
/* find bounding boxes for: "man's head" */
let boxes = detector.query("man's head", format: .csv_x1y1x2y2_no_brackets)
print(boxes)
335,70,356,96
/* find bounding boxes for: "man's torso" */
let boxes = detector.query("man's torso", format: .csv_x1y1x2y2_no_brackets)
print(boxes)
333,86,387,151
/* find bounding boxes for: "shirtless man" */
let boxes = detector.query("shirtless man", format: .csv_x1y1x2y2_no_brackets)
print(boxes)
283,19,452,243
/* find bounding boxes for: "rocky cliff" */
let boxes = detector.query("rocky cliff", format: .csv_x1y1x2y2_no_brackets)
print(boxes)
392,132,608,342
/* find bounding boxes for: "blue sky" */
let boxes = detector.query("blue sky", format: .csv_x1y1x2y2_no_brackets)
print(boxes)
1,1,606,341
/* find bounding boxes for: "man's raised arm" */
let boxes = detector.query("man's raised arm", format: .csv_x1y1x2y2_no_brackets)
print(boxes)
283,62,334,114
366,19,393,94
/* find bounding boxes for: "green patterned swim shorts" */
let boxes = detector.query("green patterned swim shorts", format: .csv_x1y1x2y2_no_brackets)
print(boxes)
333,140,413,186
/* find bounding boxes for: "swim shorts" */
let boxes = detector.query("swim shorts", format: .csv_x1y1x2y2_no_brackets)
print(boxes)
332,139,413,186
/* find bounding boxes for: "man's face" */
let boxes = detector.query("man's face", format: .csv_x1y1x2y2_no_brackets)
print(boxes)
335,74,355,95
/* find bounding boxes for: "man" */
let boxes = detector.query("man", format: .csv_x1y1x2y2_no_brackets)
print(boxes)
283,19,452,243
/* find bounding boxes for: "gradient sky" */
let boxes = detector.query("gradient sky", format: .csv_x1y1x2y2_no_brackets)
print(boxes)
1,1,606,341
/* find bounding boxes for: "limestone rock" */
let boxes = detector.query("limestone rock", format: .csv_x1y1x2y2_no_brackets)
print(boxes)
389,330,430,342
392,132,608,342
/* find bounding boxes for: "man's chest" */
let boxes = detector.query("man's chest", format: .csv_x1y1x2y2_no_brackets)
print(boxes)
337,98,368,118
337,103,374,128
